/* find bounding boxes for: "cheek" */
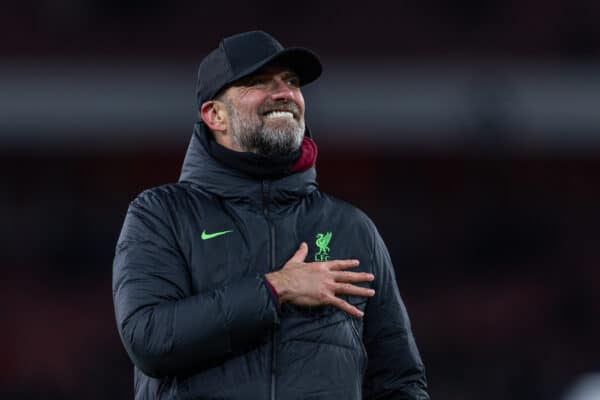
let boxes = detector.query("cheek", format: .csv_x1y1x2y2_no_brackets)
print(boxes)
234,101,261,120
244,89,265,102
296,91,305,114
233,89,265,113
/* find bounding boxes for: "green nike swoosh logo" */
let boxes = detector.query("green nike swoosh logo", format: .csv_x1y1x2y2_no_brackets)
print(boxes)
201,229,233,240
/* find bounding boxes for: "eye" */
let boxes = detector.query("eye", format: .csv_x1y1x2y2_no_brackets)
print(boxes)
287,76,300,87
248,76,269,86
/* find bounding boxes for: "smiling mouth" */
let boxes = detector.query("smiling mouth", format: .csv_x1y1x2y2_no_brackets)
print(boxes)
263,110,296,120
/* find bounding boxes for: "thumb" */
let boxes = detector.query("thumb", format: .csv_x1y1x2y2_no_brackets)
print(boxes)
290,242,308,263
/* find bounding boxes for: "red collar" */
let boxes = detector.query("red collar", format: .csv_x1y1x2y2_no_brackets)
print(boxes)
290,137,318,173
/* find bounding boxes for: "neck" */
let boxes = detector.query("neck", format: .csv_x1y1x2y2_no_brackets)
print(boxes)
206,134,317,180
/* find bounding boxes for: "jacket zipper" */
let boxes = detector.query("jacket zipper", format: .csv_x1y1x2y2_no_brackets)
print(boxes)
262,180,278,400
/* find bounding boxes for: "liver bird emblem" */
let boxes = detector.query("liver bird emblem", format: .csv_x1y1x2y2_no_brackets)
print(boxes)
315,232,332,261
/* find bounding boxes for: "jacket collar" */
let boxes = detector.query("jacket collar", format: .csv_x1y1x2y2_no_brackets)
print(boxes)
179,122,318,206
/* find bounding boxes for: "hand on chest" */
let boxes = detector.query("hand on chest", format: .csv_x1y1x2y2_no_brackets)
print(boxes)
184,204,372,295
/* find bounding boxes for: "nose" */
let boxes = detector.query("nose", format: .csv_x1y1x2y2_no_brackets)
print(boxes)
269,77,296,101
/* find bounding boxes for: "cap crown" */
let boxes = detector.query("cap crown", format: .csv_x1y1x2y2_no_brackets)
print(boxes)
223,31,284,76
195,31,321,107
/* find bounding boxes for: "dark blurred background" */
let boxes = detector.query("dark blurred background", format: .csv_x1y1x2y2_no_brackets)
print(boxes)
2,1,600,399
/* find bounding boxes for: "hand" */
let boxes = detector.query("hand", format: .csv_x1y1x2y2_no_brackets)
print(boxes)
265,242,375,317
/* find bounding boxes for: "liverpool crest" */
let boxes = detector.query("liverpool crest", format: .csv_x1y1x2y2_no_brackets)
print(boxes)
315,232,332,261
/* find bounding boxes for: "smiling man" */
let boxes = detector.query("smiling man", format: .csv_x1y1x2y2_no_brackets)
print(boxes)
113,31,429,400
206,65,306,156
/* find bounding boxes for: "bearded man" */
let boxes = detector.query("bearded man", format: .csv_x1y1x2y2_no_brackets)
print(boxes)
112,31,430,400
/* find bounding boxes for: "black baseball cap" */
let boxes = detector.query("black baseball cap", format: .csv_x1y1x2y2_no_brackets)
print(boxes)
196,31,322,106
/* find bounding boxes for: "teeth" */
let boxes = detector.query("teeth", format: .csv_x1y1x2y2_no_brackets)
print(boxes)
265,111,294,119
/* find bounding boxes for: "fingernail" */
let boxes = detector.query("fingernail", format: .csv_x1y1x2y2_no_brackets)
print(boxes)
358,310,364,317
368,274,375,280
368,289,375,295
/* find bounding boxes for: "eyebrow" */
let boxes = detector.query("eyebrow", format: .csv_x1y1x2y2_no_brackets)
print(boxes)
280,71,299,79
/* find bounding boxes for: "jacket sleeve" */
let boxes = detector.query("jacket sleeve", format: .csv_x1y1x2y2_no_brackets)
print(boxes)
112,190,279,378
362,226,429,400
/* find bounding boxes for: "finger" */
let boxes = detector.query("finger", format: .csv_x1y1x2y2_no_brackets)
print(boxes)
333,271,375,283
328,259,360,271
335,283,375,297
290,242,308,263
328,296,364,318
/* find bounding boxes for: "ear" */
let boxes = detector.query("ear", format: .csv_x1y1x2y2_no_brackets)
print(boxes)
200,100,228,132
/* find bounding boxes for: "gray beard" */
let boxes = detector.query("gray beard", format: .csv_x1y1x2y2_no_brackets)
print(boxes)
226,103,305,157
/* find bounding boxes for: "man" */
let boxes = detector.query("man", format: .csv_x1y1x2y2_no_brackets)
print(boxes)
113,30,429,400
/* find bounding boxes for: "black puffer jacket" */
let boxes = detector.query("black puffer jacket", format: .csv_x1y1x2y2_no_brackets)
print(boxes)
112,123,429,400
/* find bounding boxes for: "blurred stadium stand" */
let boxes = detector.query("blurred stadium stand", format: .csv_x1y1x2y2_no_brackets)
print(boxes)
2,1,600,399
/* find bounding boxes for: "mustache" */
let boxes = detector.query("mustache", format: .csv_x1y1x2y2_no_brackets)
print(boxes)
258,100,301,118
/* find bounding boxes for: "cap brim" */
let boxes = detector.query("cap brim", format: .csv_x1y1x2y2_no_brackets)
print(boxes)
229,47,322,88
